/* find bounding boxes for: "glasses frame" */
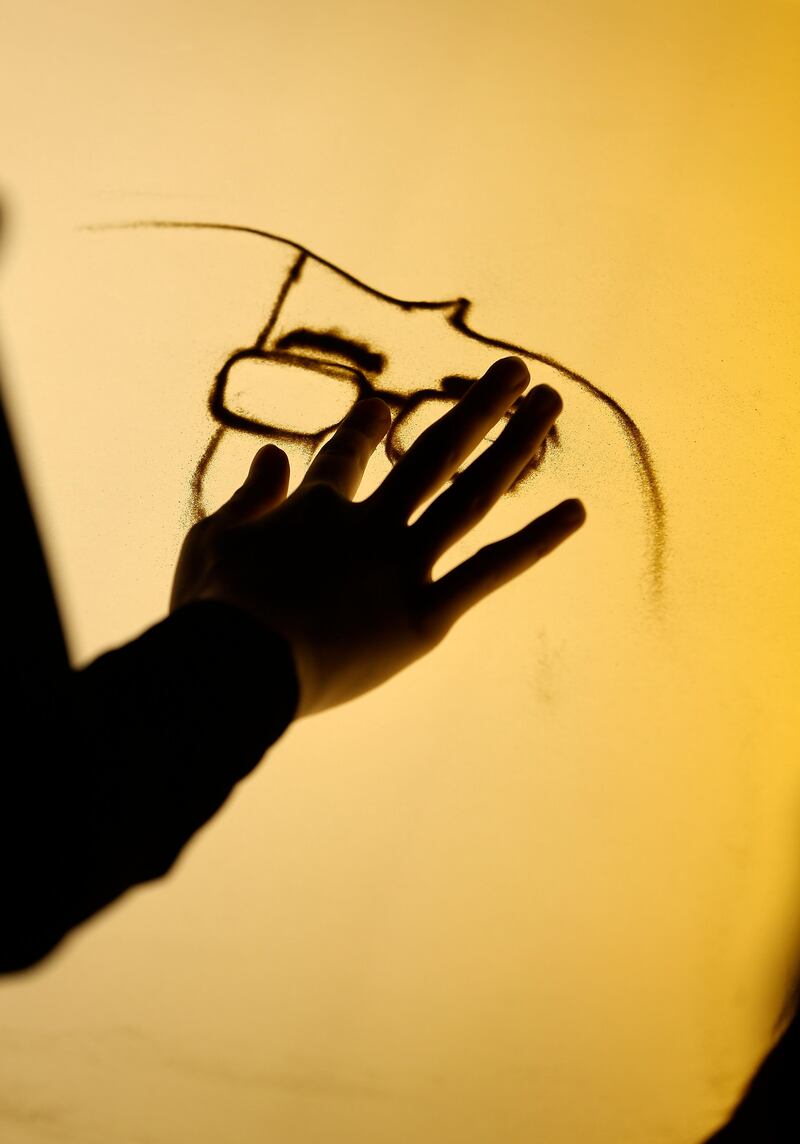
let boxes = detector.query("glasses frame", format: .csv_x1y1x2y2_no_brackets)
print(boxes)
210,348,499,469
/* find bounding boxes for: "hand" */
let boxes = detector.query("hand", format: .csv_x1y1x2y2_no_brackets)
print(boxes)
170,356,586,719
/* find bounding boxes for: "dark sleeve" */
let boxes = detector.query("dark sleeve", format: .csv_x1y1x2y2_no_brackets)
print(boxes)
0,386,298,973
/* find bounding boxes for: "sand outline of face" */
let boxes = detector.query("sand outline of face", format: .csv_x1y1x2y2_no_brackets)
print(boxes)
85,219,667,598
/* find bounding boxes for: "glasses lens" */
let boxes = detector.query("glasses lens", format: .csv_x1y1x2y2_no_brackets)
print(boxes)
393,395,511,463
222,354,361,435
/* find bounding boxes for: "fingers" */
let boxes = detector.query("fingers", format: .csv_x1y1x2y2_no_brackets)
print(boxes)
369,356,530,522
423,498,586,632
408,384,563,565
299,397,392,500
217,443,291,521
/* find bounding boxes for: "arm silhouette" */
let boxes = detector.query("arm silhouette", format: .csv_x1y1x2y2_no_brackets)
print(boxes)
0,384,299,972
1,354,583,973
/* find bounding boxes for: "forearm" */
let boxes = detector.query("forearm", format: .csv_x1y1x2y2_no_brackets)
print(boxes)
0,600,298,973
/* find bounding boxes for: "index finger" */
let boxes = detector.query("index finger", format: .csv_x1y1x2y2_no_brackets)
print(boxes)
368,357,530,523
299,397,392,500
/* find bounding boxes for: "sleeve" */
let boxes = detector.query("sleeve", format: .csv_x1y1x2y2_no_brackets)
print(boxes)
0,385,299,974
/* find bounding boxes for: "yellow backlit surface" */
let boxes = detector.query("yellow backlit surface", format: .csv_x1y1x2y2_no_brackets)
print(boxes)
1,2,799,1141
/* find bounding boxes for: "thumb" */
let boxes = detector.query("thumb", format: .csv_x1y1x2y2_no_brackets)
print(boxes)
221,443,290,520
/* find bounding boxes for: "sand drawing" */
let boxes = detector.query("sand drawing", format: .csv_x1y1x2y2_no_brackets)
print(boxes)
87,220,667,595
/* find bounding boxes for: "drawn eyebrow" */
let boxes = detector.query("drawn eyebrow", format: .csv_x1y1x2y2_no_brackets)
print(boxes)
274,328,386,374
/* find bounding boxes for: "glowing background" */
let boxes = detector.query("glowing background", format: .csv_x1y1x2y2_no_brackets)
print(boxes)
1,1,799,1141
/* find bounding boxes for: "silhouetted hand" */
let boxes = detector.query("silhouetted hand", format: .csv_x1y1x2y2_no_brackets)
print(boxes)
170,356,586,718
